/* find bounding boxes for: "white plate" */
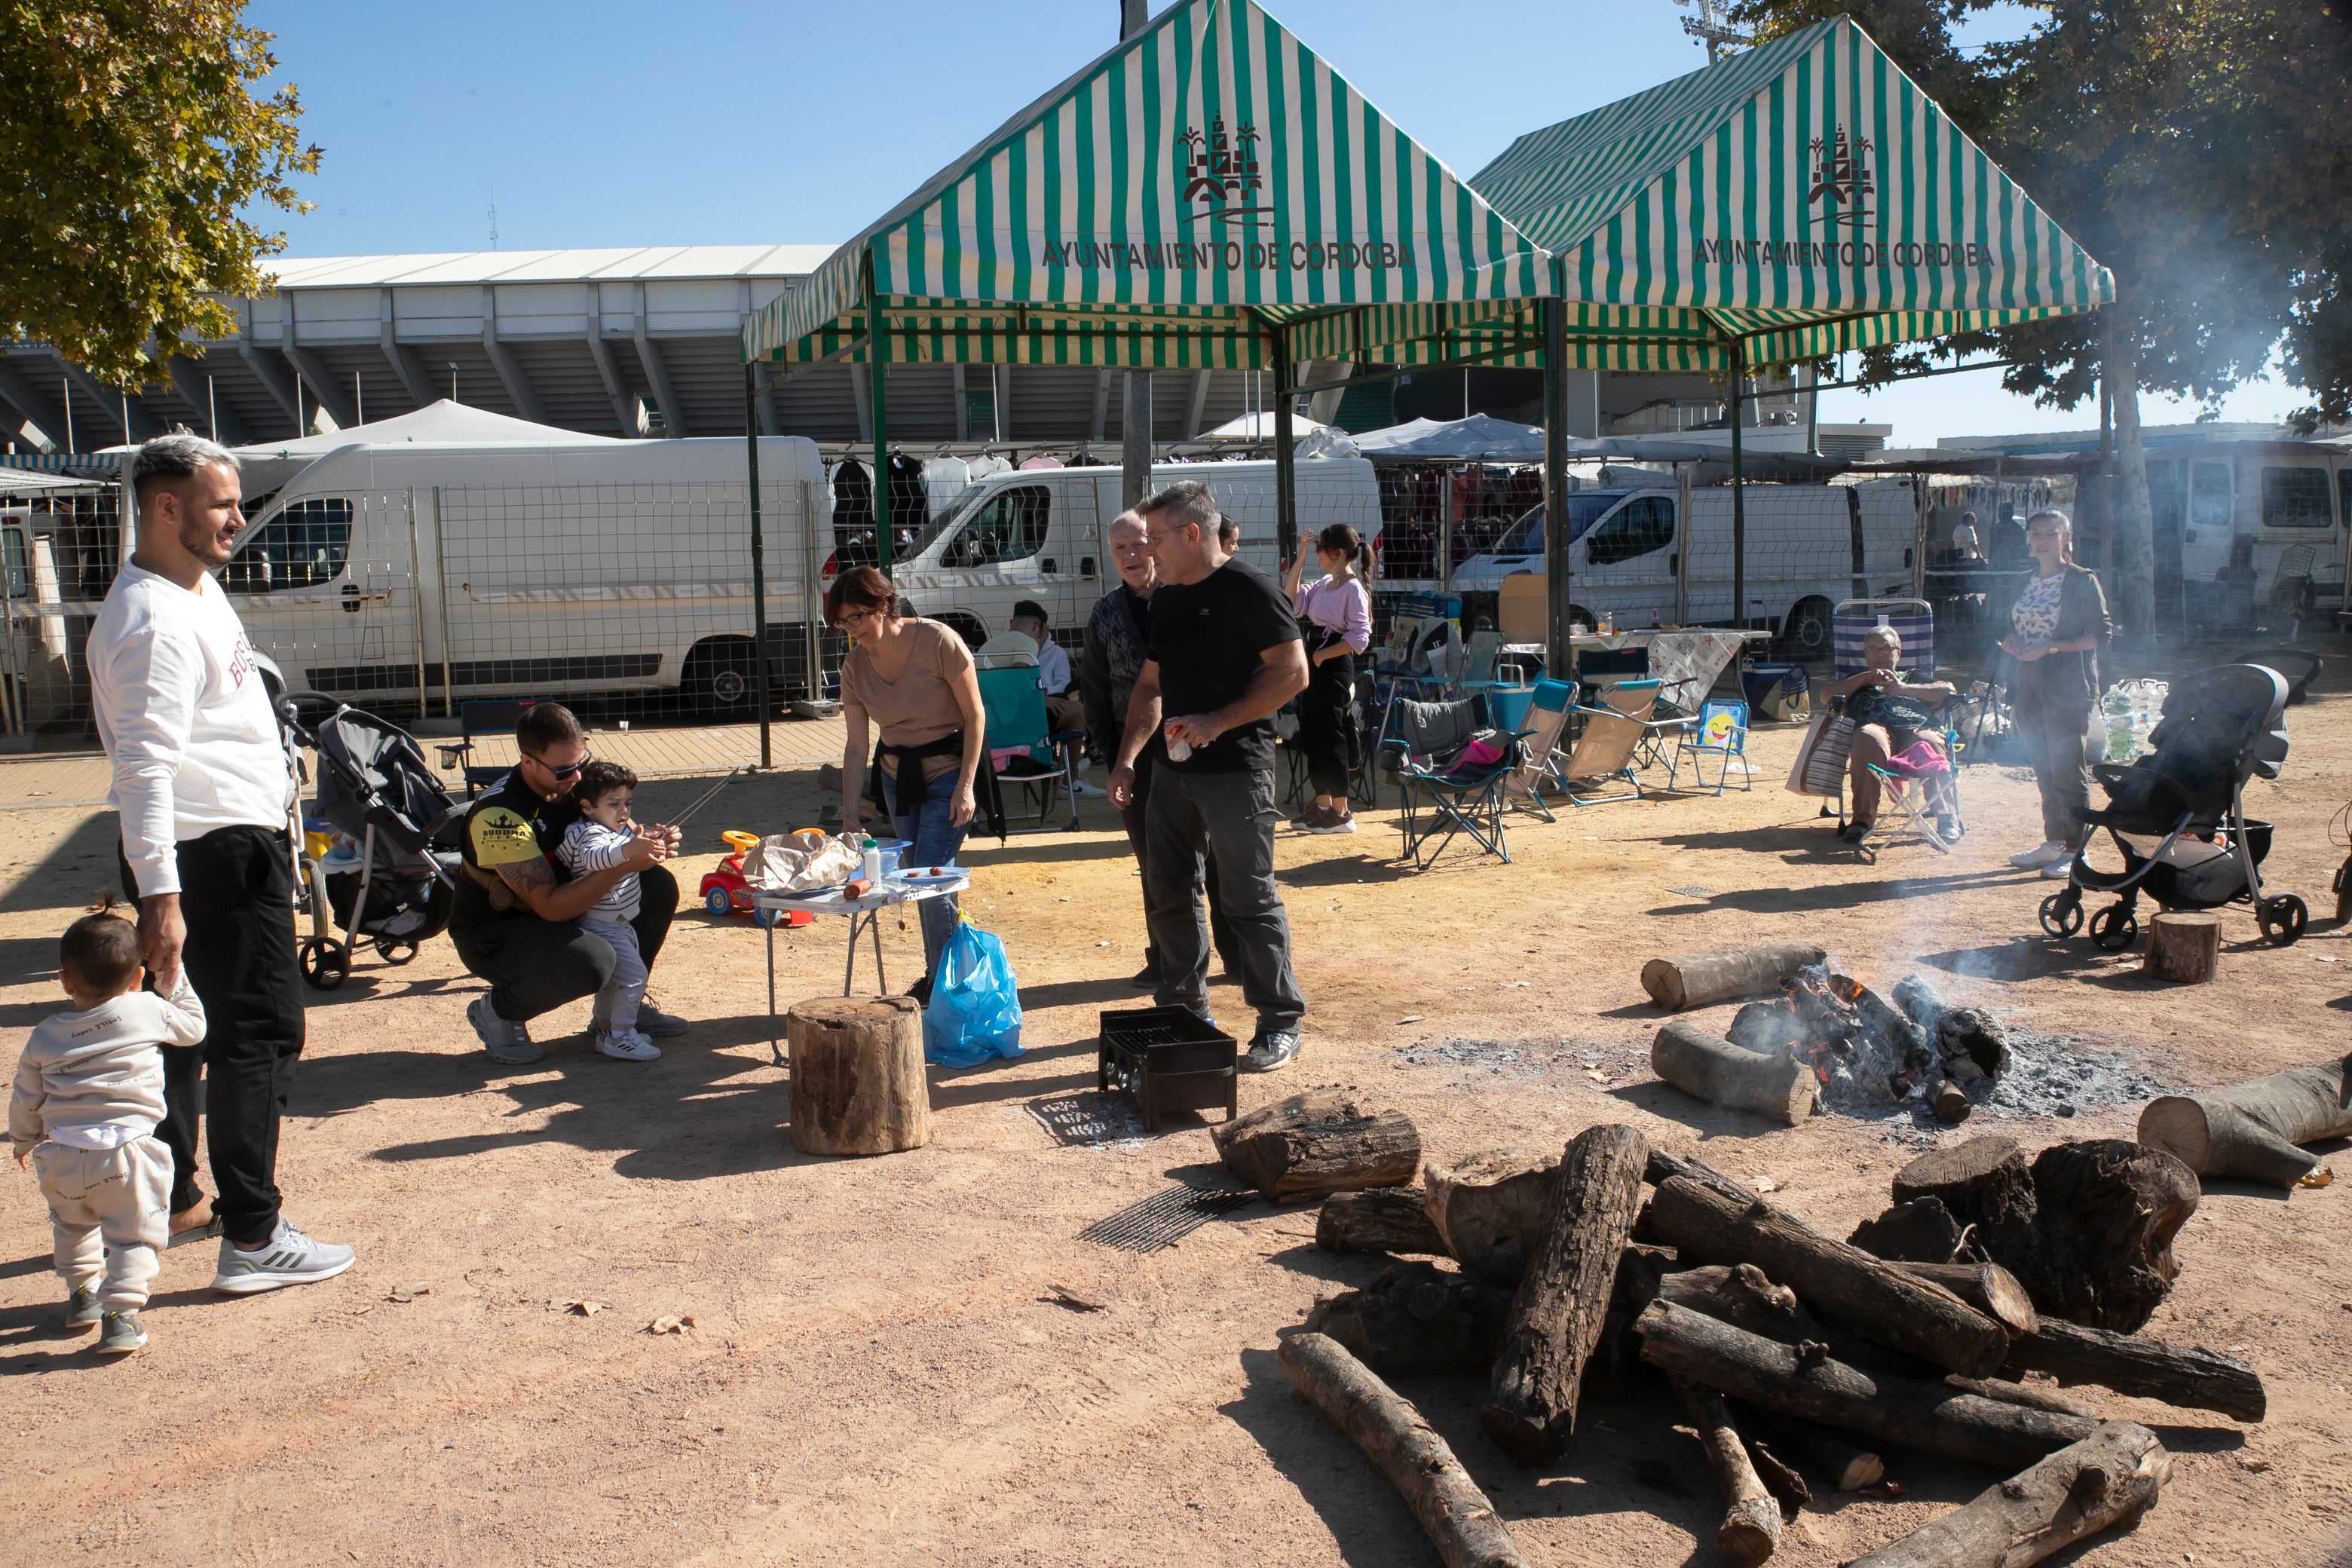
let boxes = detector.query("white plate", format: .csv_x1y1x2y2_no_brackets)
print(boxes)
892,867,964,884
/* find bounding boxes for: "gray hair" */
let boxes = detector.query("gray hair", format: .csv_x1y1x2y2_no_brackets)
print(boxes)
132,432,238,499
1864,624,1903,650
1138,479,1219,537
1107,509,1147,540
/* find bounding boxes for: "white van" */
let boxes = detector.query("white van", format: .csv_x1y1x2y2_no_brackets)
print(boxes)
221,437,829,718
830,457,1384,648
1452,478,1922,657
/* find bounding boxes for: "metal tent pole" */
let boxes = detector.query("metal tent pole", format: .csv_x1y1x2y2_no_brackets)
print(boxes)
1272,334,1297,565
1542,299,1570,669
1729,335,1747,632
1122,370,1153,510
865,256,892,578
744,361,772,767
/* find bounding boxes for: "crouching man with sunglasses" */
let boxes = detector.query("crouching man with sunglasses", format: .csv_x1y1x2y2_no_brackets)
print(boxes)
449,703,685,1064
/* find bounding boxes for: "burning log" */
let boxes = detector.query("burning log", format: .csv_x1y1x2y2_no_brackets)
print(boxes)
1640,943,1826,1012
1482,1124,1648,1465
1277,1331,1531,1568
1931,1080,1971,1124
1999,1317,2265,1422
1891,975,2009,1077
1634,1301,2095,1469
1735,1403,1884,1492
1213,1090,1420,1205
1651,1021,1818,1125
1645,1174,2011,1377
1843,1422,2170,1568
1854,1138,2200,1334
1303,1261,1514,1377
1726,965,1941,1107
1671,1377,1782,1565
1317,1188,1450,1257
1423,1147,1558,1285
2137,1055,2352,1187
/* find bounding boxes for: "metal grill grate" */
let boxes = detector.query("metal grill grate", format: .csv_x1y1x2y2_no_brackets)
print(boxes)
1102,1021,1190,1052
1078,1181,1256,1253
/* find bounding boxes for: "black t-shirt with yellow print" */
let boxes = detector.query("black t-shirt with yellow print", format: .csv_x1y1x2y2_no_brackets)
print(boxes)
451,769,583,932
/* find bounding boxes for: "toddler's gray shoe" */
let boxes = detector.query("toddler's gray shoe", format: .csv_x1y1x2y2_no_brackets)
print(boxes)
211,1220,358,1294
64,1284,101,1329
96,1309,145,1355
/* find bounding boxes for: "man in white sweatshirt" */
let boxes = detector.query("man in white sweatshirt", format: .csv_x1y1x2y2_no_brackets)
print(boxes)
88,433,356,1293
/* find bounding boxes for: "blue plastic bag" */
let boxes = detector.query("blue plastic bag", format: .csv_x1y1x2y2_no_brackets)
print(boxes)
922,917,1024,1068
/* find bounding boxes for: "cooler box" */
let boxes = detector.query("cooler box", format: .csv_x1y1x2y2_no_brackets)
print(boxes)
1742,662,1811,721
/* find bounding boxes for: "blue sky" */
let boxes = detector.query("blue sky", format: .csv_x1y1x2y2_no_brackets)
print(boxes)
244,0,2304,445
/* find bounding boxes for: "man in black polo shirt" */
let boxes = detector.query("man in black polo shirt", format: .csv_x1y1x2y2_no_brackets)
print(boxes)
1108,480,1309,1072
449,703,684,1064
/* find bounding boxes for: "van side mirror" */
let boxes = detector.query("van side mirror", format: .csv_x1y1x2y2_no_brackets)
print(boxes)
1080,556,1097,579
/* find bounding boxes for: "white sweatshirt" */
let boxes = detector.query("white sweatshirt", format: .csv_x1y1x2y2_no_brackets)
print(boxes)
10,972,207,1157
89,564,293,897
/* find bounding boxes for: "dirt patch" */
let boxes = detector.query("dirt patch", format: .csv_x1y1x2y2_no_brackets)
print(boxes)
5,661,2352,1566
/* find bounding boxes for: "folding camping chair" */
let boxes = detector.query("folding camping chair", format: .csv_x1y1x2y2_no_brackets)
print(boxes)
1672,698,1753,795
1860,740,1962,855
1814,599,1965,842
433,697,541,798
976,663,1083,832
1557,678,1686,804
1500,677,1576,821
1381,693,1527,868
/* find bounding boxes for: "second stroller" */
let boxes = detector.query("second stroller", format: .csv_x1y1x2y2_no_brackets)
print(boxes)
292,704,467,988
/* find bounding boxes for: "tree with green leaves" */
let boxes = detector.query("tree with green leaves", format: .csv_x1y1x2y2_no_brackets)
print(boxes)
0,3,317,387
1729,0,2352,635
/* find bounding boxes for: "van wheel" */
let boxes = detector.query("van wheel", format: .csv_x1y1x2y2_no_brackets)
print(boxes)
934,612,987,650
1779,597,1833,660
684,639,759,721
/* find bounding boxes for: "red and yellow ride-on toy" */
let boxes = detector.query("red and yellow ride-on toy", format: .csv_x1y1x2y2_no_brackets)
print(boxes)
699,830,812,928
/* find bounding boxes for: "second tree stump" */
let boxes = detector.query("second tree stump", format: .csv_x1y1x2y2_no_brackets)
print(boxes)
2144,911,2221,982
787,995,931,1156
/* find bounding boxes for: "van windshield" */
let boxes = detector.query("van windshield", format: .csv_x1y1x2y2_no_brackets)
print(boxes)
1492,492,1625,555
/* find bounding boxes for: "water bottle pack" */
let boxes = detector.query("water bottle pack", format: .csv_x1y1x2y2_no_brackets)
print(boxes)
2101,679,2170,763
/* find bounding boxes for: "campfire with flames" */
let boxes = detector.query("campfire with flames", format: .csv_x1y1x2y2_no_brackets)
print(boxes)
1726,966,2007,1116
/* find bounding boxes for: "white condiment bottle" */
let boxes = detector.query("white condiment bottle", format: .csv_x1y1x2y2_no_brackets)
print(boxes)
861,836,882,883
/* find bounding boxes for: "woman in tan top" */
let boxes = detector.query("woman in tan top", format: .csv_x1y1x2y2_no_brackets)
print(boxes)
831,565,986,992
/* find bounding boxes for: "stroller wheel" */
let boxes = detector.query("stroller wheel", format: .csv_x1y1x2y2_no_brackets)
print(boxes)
299,937,351,990
2038,890,2084,939
2334,856,2352,923
2258,894,2309,947
376,937,420,966
2088,905,2139,952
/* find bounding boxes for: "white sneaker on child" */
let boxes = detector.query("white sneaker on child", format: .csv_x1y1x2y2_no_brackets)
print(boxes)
594,1028,660,1061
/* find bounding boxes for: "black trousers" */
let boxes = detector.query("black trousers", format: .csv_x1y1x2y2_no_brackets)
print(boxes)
1144,766,1306,1037
1298,651,1357,800
1118,740,1237,975
449,865,678,1024
121,824,305,1244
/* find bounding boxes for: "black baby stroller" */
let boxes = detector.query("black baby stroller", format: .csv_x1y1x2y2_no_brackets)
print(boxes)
2038,663,2306,950
288,703,467,988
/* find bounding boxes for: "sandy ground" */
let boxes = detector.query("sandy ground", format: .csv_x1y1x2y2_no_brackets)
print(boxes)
5,655,2352,1568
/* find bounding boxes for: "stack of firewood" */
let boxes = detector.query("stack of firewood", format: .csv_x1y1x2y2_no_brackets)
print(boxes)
1226,1093,2258,1567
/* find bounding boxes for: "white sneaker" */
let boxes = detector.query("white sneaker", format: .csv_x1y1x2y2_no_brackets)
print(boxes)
211,1219,357,1294
2040,858,2076,879
1067,778,1107,798
2009,841,2069,869
594,1028,661,1061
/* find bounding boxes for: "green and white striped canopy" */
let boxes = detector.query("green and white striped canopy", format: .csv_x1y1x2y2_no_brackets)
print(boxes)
742,0,1552,372
1472,16,2112,372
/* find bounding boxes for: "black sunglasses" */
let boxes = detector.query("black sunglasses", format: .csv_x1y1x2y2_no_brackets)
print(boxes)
526,751,592,780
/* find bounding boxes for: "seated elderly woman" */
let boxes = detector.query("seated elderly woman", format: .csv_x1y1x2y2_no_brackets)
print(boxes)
1822,625,1957,845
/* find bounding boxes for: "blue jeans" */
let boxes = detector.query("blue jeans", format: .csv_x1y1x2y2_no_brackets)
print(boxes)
884,762,969,975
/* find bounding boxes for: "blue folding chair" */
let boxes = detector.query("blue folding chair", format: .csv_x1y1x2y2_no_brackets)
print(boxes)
976,664,1083,832
1673,697,1752,795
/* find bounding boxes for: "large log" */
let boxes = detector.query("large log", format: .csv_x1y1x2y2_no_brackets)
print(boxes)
1646,1146,1768,1203
1893,1137,2035,1230
1423,1148,1558,1285
2144,909,2221,982
1213,1089,1420,1204
1649,1263,1916,1380
1317,1188,1451,1257
1640,942,1827,1012
1735,1403,1884,1492
1897,1261,2039,1336
1999,1317,2265,1422
1277,1332,1530,1568
1671,1377,1781,1566
1633,1300,2094,1471
2138,1055,2352,1188
1650,1021,1818,1126
1845,1422,2170,1568
1645,1175,2011,1377
1303,1262,1514,1378
786,995,930,1156
1481,1124,1649,1465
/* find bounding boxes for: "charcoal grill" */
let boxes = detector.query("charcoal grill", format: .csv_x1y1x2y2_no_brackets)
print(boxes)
1097,1006,1237,1132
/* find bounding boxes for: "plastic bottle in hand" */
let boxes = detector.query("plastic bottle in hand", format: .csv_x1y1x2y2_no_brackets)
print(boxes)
1163,720,1192,763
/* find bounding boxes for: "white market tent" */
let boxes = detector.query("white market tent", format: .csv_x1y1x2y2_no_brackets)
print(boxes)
231,400,618,495
1349,413,1546,462
1199,411,1334,443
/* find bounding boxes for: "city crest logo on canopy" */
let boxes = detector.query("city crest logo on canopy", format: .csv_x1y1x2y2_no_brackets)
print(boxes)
1176,117,1273,226
1807,124,1876,230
